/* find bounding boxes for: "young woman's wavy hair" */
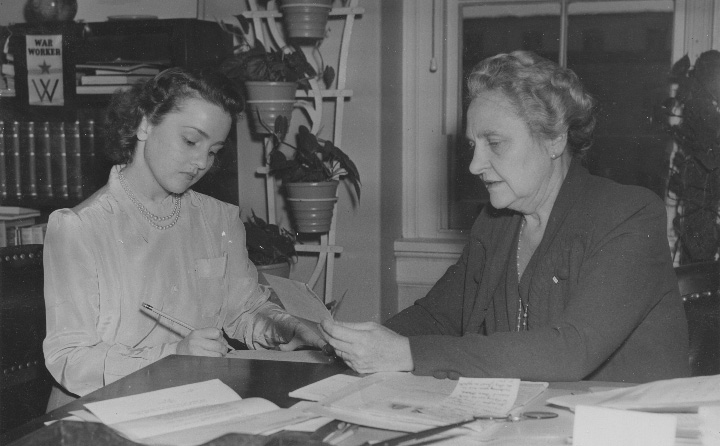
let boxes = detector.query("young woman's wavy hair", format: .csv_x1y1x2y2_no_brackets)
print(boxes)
467,51,596,158
103,67,244,165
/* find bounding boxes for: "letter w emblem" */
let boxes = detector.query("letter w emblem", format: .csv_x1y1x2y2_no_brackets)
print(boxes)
31,78,60,102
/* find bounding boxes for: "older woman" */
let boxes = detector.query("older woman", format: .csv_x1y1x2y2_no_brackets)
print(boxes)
43,68,322,409
321,51,690,383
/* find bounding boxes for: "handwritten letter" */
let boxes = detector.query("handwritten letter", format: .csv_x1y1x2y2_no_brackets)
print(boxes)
431,378,520,419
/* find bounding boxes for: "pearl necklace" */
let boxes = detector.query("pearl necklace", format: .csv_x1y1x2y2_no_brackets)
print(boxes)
118,170,181,230
516,218,529,332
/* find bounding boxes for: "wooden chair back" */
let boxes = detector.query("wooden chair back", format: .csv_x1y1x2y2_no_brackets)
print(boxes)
0,244,53,434
675,260,720,376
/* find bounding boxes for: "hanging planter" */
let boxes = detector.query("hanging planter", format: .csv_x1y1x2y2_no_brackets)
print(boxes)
268,126,360,234
245,81,297,135
279,0,333,41
286,181,338,233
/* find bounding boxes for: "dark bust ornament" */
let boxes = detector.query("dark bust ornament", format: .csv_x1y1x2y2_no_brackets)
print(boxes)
24,0,78,23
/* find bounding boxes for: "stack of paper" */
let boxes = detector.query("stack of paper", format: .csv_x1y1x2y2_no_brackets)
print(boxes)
0,206,40,247
291,372,548,433
80,379,315,446
547,374,720,446
75,60,167,94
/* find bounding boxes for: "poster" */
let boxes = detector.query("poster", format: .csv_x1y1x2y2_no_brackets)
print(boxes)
26,34,64,106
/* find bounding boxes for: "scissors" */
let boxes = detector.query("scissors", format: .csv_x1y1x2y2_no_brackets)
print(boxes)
362,411,558,446
476,411,559,421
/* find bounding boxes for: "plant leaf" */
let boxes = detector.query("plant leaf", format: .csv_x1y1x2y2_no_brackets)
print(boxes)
236,15,251,35
274,115,289,141
670,54,691,79
323,66,335,88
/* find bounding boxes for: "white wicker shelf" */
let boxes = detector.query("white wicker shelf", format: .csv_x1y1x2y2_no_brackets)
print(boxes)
242,0,362,304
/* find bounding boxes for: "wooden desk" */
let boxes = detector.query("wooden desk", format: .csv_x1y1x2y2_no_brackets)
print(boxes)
1,355,625,446
2,354,349,445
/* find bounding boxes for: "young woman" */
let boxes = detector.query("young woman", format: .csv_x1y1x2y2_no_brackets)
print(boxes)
43,68,322,409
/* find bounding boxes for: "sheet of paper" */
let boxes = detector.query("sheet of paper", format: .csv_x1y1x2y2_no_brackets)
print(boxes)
513,381,550,410
140,407,315,446
547,375,720,412
426,378,520,420
308,372,464,432
289,374,362,401
85,379,240,425
83,379,316,445
68,410,101,423
264,275,333,323
111,398,278,441
226,349,332,364
699,406,720,445
573,405,676,446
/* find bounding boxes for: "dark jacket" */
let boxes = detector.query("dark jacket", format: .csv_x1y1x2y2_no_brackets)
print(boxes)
385,161,690,383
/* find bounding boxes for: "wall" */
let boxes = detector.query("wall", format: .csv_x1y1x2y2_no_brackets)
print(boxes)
379,0,404,320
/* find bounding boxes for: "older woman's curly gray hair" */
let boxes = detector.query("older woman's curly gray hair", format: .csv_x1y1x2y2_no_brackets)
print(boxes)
467,51,596,158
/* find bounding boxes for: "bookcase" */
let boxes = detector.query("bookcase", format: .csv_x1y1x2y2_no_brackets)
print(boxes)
0,18,232,434
0,18,231,212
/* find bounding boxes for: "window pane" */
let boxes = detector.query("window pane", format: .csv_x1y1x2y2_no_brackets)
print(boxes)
451,5,560,230
450,2,674,231
567,8,674,197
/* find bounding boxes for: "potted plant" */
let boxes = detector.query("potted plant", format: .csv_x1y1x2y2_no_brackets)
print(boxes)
243,211,297,278
278,0,334,41
218,18,335,135
656,50,720,264
268,125,360,233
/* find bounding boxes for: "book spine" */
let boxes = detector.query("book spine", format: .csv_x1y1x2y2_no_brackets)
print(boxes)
38,122,53,199
51,122,68,200
67,121,82,200
0,120,6,201
22,121,38,199
20,226,34,245
11,121,21,200
6,226,19,246
80,120,96,194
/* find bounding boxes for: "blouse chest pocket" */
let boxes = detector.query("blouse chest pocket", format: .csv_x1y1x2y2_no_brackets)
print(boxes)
195,254,228,318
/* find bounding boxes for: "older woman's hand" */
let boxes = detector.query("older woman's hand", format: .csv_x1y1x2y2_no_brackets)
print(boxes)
320,319,414,374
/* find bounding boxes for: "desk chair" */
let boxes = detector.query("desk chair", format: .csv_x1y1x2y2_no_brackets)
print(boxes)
675,260,720,376
0,244,53,435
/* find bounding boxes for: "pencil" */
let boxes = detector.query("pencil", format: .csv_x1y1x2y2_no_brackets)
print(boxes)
141,303,196,331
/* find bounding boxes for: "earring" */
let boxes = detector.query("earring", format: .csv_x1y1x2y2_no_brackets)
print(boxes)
551,154,557,159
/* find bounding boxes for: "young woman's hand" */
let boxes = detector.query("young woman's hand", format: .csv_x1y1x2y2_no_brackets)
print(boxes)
274,317,325,351
177,327,229,357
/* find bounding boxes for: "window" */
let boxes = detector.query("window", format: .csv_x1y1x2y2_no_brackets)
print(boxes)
449,0,675,229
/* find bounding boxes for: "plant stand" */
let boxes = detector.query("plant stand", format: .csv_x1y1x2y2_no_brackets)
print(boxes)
239,0,363,306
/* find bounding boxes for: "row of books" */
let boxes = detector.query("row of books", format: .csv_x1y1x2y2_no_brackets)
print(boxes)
76,61,167,95
1,61,15,93
0,119,98,203
0,206,45,247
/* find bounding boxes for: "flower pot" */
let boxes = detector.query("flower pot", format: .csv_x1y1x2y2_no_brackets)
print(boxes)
244,81,297,135
279,0,333,41
286,181,338,233
25,0,78,22
255,262,291,279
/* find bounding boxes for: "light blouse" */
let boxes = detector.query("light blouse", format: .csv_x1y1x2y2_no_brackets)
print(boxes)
43,165,284,397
